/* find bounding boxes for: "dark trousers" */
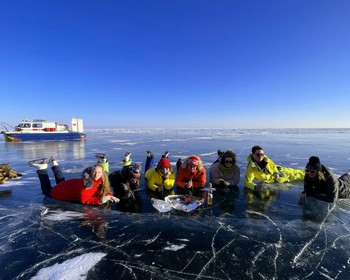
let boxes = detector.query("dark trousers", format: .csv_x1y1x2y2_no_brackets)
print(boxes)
145,156,154,173
37,166,65,197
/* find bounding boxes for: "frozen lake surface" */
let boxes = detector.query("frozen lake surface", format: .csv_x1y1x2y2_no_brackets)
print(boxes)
1,128,350,279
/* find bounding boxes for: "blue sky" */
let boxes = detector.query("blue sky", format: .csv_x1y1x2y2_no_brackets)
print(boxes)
1,1,350,129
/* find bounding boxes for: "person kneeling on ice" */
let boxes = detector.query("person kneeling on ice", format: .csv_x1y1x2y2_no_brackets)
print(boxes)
176,155,206,195
144,150,175,193
244,145,305,191
29,157,119,205
210,150,240,190
299,156,350,203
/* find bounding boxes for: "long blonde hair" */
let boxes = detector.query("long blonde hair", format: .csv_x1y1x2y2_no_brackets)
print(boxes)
82,164,111,196
93,164,111,196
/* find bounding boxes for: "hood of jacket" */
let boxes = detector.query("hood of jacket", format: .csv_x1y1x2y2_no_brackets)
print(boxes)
181,155,204,171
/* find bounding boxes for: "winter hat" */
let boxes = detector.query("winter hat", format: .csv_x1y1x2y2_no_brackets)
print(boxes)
130,163,142,179
306,156,322,171
188,155,199,166
157,158,171,169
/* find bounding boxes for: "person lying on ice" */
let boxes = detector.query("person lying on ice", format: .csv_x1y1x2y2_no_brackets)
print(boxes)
144,150,175,193
244,145,305,191
29,157,119,205
299,156,350,203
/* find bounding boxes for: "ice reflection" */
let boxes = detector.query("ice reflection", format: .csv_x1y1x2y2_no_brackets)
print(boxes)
4,140,85,161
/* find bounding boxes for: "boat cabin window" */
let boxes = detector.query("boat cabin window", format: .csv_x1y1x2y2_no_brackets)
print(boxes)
32,123,43,128
20,123,31,128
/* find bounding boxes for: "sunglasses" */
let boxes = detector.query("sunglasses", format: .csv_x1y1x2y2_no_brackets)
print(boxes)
225,160,233,164
254,153,264,157
305,169,317,174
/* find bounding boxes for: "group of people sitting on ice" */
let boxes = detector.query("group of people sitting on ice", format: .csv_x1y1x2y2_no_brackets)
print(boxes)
27,145,350,209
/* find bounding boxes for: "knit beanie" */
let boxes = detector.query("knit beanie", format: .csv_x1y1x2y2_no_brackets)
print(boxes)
157,158,171,169
130,163,142,178
306,156,322,171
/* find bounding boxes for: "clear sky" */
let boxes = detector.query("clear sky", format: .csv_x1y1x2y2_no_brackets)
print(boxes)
1,1,350,129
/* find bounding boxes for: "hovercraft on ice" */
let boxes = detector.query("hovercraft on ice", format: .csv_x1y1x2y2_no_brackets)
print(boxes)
1,118,86,142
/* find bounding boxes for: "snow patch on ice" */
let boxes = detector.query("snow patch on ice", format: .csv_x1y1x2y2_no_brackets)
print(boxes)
164,243,186,251
31,252,106,280
42,210,85,221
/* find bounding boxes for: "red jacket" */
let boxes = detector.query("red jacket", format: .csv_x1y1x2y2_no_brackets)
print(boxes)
51,178,103,205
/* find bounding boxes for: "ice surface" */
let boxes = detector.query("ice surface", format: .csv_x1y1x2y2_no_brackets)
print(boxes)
1,128,350,279
30,252,106,280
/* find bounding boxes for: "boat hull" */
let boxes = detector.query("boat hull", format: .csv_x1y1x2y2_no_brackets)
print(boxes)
2,132,86,142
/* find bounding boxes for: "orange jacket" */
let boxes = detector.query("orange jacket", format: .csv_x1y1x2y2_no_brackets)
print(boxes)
176,166,206,188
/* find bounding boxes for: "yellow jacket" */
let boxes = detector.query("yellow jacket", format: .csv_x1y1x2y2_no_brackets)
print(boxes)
244,154,305,190
145,167,175,192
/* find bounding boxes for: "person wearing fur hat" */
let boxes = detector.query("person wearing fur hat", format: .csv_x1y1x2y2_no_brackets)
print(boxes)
28,157,118,205
144,150,175,193
210,150,240,189
176,155,207,194
299,156,350,203
244,145,305,191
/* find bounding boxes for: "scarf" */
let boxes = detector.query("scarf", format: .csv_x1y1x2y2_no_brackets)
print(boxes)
219,163,235,175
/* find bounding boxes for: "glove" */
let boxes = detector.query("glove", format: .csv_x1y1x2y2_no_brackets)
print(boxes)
254,183,265,191
100,195,120,204
219,180,227,188
109,196,120,203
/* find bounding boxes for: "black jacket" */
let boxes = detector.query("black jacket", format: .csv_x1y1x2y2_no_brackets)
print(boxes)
304,165,350,202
